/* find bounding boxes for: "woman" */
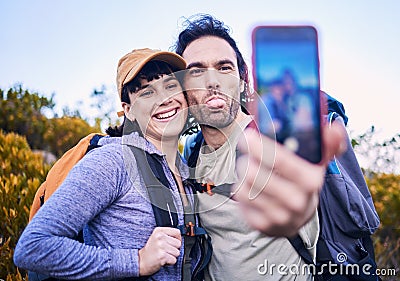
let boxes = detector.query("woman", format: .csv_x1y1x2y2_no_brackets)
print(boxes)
14,49,204,280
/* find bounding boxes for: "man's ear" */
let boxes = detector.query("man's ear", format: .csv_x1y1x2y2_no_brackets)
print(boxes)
121,102,135,121
240,79,245,93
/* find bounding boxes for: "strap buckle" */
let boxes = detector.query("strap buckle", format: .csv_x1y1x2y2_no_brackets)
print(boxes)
186,221,195,236
200,182,215,196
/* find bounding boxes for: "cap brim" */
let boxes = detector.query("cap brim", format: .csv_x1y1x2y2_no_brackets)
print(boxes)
124,52,186,87
147,52,187,71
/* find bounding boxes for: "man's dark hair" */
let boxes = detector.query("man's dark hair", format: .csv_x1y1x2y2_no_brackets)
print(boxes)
174,14,251,111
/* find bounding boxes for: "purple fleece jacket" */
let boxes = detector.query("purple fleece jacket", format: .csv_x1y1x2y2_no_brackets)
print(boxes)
14,133,199,280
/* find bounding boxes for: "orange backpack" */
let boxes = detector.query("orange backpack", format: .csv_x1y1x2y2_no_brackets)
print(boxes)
29,133,105,221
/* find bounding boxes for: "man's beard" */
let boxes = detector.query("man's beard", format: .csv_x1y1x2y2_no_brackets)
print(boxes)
189,98,241,129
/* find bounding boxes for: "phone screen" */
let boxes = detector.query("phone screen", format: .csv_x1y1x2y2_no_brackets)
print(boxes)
252,25,323,163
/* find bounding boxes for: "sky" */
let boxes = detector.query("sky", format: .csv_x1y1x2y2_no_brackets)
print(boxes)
1,0,399,140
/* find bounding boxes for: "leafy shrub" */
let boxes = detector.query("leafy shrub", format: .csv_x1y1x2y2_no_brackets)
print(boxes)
367,173,400,280
353,126,400,174
0,86,54,151
44,117,99,158
0,131,50,279
0,86,100,159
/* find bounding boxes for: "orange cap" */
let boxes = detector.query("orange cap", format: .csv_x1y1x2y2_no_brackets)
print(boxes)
116,48,186,100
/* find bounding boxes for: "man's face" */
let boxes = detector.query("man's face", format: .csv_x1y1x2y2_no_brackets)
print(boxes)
182,36,243,128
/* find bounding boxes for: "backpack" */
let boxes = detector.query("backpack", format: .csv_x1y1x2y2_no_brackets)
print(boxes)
29,133,106,222
313,110,380,281
28,132,212,281
183,94,381,281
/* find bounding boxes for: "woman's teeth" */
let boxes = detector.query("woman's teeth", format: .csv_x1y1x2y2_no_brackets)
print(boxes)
155,109,177,119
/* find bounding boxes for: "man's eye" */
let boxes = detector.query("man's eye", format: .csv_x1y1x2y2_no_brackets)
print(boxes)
189,68,205,76
219,65,233,72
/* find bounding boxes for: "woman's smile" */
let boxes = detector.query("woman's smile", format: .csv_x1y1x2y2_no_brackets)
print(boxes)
153,107,179,121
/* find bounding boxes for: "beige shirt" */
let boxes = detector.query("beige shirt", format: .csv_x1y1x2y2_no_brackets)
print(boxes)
195,116,319,281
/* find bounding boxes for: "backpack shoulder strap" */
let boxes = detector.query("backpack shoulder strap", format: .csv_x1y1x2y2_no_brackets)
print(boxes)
129,145,179,227
129,145,212,280
29,133,105,221
288,235,315,265
130,144,211,233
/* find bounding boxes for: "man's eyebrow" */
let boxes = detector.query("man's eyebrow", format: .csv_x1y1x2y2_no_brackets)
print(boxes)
186,59,236,69
216,59,235,67
186,62,206,69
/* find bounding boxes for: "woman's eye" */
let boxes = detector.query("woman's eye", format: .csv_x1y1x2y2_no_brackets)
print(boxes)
166,83,178,90
139,90,153,97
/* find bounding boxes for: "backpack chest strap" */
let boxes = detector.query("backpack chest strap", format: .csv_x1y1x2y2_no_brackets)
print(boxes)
177,223,208,237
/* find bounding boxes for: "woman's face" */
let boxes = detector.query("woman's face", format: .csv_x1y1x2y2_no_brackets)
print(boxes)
124,74,188,142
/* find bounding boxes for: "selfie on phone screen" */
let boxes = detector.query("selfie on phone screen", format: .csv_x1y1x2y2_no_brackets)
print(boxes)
252,26,323,163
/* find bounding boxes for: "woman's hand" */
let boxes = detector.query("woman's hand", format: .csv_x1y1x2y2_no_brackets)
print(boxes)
138,227,182,276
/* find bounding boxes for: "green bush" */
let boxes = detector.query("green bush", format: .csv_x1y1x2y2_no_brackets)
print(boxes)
44,117,99,158
0,131,50,279
368,173,400,280
0,86,100,159
0,86,54,151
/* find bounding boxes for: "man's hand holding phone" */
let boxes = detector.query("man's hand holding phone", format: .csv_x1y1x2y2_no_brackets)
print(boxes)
233,123,346,237
232,25,346,236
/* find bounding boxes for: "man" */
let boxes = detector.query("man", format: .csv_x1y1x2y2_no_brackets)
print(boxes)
175,15,345,280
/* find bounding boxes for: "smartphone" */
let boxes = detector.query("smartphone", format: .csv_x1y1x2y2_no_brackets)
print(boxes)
251,25,323,163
